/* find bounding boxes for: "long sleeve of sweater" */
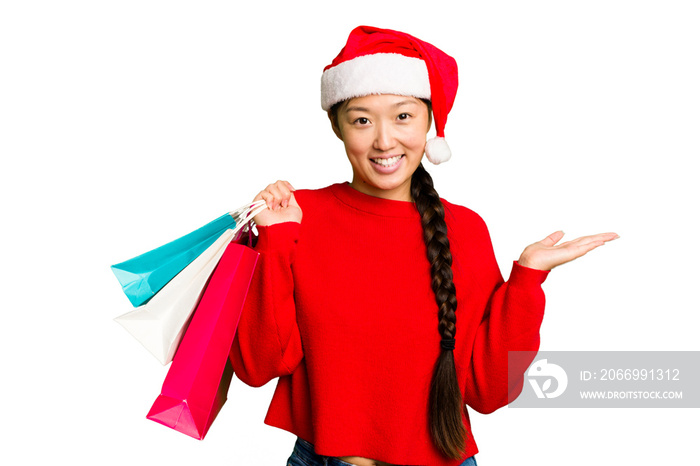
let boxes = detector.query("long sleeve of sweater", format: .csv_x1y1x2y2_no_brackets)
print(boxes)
229,222,304,387
454,209,550,414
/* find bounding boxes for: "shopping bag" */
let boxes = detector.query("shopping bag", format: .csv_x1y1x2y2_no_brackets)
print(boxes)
111,200,265,307
147,242,259,439
113,228,236,365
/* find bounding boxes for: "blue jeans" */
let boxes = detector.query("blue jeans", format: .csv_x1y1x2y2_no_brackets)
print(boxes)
286,437,478,466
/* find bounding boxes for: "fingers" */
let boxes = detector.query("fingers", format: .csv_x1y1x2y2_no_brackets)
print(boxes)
560,232,619,248
569,232,619,255
255,180,296,210
539,231,618,248
539,230,565,247
550,232,620,266
597,232,620,242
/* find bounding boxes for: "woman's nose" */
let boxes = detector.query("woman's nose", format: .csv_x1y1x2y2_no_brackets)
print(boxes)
373,122,396,151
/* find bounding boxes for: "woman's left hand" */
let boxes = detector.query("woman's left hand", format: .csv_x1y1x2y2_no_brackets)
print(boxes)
517,231,619,271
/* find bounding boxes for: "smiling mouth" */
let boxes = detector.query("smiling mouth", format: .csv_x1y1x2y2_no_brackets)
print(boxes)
371,155,404,167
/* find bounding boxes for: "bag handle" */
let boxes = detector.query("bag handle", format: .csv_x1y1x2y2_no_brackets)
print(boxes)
228,200,268,244
233,200,267,225
227,200,266,219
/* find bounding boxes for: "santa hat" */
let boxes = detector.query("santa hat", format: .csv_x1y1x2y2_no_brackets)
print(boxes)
321,26,458,164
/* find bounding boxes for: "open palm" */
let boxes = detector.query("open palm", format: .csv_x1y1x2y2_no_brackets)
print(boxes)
518,231,619,271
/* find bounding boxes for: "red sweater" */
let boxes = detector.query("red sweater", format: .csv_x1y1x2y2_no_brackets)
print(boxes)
230,183,549,465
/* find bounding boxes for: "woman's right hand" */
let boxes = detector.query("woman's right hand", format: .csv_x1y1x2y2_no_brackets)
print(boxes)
253,180,303,226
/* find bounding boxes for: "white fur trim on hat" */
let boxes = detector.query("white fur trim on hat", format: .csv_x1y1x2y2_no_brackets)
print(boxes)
321,53,431,111
424,137,451,164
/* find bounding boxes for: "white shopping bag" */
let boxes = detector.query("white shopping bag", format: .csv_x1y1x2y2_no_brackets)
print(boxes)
114,201,266,364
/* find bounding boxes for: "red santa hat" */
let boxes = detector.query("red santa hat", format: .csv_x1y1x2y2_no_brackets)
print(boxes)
321,26,458,164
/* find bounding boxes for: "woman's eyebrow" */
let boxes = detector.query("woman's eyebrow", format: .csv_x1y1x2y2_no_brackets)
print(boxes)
393,100,419,107
345,106,370,112
345,100,418,113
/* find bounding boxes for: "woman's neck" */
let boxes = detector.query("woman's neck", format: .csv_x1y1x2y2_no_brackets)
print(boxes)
348,179,413,202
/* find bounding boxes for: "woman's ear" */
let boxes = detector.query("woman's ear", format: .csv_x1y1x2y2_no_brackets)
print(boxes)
328,111,343,141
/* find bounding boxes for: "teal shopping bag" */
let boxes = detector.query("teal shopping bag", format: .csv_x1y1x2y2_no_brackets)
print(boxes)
111,201,266,307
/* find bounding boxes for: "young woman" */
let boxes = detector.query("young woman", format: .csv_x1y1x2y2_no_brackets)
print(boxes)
230,26,618,466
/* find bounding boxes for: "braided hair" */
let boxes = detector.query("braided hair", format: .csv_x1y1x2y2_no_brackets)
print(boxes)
411,163,467,459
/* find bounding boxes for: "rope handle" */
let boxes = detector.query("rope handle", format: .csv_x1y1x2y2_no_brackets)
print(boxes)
227,199,267,220
228,200,268,244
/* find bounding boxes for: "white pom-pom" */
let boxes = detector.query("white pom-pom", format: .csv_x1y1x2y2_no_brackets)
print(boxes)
424,137,451,165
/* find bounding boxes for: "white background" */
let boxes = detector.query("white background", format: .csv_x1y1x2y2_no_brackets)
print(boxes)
1,1,698,465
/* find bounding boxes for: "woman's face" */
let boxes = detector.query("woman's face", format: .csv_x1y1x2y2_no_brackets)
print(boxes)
331,94,431,201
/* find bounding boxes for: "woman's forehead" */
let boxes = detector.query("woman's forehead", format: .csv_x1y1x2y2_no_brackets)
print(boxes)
343,94,425,111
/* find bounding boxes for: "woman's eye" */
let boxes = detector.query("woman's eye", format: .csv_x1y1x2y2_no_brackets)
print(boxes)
397,113,410,120
355,117,369,125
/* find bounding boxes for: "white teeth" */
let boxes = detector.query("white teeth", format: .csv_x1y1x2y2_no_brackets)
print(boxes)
372,155,402,167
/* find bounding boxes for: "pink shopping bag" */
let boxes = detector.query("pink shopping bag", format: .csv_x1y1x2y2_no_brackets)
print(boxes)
147,241,259,439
